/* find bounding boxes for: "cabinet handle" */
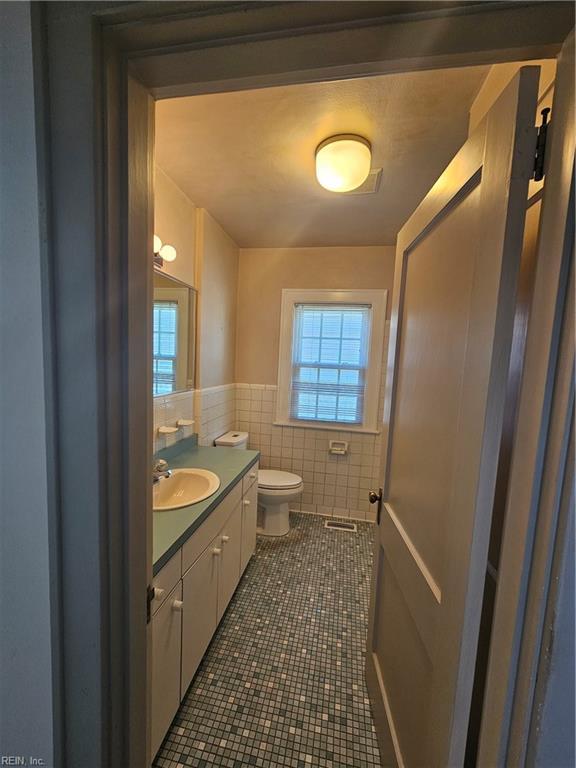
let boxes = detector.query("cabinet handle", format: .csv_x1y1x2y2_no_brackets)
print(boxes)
153,587,165,600
250,472,257,479
244,499,251,506
212,548,222,556
172,599,183,612
221,535,230,543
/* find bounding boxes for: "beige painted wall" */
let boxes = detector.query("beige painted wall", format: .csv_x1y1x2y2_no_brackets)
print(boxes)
235,245,395,385
197,209,239,388
154,165,197,287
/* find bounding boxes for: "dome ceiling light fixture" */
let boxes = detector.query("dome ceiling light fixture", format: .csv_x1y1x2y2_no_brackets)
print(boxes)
315,134,372,193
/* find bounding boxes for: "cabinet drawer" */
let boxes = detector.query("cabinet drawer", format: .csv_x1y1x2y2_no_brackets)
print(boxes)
151,550,181,615
182,480,242,573
242,462,259,495
151,581,182,758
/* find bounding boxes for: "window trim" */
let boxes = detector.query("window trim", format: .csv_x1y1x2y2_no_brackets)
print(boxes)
275,288,388,433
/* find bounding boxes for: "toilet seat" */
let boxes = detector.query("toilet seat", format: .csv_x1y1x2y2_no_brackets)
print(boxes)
258,469,302,490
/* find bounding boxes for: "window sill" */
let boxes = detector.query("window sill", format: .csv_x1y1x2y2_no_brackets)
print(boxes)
273,420,381,435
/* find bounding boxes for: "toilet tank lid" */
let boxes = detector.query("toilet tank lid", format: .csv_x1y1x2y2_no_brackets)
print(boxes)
214,431,248,446
258,469,302,489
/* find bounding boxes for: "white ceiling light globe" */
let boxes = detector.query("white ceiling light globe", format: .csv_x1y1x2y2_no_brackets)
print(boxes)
159,244,177,262
315,135,371,192
153,234,163,253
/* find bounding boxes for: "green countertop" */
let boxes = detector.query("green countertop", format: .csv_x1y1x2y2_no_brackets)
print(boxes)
153,438,259,575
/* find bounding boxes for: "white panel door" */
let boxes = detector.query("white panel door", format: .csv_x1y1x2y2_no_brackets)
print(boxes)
478,31,575,767
365,67,540,767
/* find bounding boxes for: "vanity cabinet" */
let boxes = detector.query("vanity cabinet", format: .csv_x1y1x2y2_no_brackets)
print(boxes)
151,581,182,758
152,460,259,758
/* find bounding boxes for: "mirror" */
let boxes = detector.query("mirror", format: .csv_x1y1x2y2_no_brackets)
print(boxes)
153,270,197,396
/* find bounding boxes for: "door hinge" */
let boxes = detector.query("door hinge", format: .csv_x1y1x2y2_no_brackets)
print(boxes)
533,107,551,182
146,584,155,624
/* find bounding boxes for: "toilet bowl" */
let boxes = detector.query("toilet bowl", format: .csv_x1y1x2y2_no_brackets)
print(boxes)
213,431,303,537
258,470,303,537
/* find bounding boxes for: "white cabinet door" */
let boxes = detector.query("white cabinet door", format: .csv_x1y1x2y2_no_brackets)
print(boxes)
181,535,219,696
218,502,242,622
151,582,182,759
240,480,258,574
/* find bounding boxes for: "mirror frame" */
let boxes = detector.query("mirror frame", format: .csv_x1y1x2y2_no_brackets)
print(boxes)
153,267,198,397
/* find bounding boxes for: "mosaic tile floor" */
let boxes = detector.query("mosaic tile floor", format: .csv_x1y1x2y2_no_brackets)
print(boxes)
154,512,381,768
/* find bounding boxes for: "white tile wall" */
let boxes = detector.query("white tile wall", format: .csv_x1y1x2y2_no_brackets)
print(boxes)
153,390,196,453
152,374,387,525
235,377,387,523
153,384,238,452
195,384,237,446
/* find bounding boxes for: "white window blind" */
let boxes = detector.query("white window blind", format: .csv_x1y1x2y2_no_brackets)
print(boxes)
153,301,178,396
290,303,371,424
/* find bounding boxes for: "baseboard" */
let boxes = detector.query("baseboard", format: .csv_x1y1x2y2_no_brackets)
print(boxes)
289,507,375,524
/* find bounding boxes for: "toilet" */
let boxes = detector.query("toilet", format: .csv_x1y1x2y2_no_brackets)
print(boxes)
214,431,303,536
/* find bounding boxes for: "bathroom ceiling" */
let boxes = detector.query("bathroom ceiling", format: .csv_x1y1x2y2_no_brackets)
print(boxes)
155,66,489,248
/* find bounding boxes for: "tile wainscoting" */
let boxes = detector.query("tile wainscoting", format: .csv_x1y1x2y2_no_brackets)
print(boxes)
153,390,196,454
195,383,237,446
153,385,237,453
153,379,386,523
236,382,386,523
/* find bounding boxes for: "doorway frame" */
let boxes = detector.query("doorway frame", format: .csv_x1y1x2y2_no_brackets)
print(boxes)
40,3,574,765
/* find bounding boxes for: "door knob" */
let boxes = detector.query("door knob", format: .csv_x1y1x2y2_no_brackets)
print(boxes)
368,488,383,525
243,499,251,506
213,547,222,556
221,535,230,543
250,472,257,479
153,586,165,600
172,599,183,612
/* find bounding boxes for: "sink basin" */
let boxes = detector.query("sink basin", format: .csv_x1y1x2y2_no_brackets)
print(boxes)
153,468,221,511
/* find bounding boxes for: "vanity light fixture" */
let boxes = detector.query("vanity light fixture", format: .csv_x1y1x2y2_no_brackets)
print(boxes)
153,234,177,267
315,134,372,192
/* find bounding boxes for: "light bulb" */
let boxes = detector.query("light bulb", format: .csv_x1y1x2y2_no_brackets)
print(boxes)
153,234,163,253
315,135,371,192
159,244,177,262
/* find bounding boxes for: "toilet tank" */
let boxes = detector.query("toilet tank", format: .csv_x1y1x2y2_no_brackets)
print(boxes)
214,431,248,449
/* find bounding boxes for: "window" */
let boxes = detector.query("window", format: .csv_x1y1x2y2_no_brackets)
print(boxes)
153,301,178,395
291,304,370,424
276,289,387,432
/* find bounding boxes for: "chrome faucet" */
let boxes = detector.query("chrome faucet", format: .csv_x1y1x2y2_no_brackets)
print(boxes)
153,458,172,484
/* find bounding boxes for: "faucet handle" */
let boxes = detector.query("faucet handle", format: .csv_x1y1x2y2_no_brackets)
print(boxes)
153,458,168,472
